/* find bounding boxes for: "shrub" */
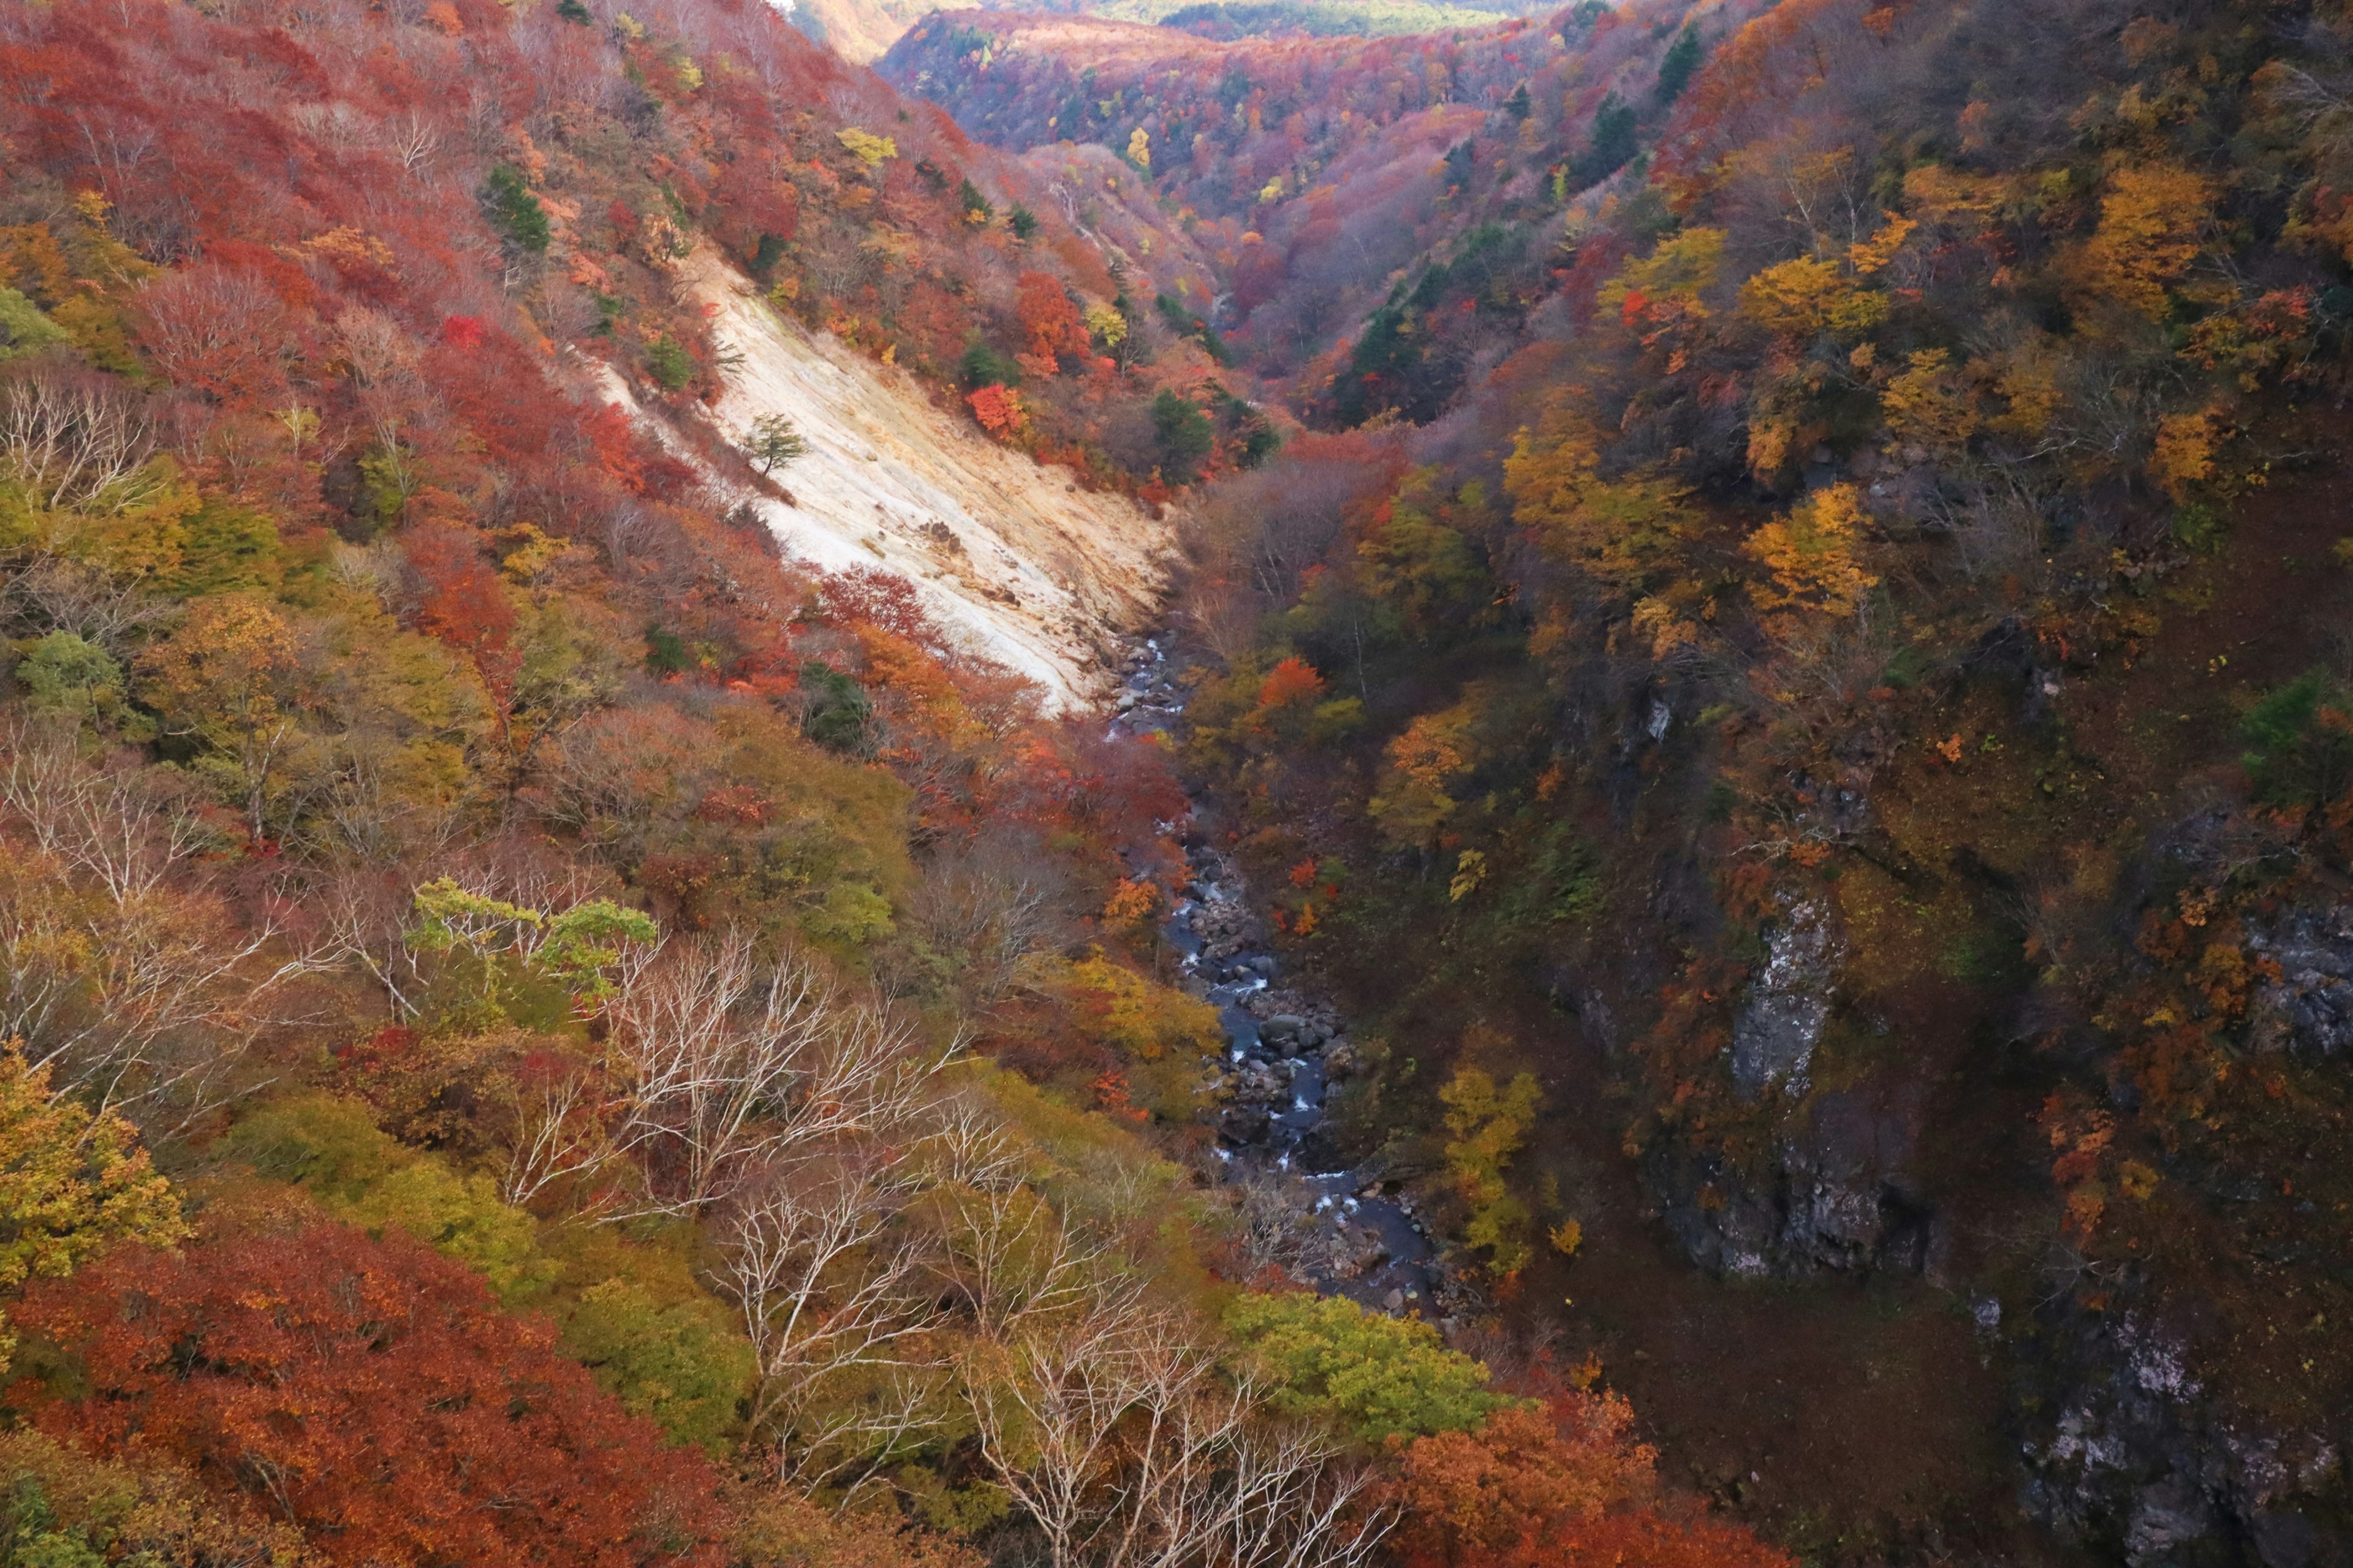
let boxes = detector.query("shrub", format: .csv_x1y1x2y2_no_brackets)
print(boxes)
2241,670,2353,808
645,337,694,390
481,165,550,254
1223,1291,1513,1445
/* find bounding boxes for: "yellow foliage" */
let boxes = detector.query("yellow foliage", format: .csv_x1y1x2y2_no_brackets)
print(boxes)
1082,301,1126,347
2075,164,2215,320
1367,703,1478,849
1985,340,2067,439
2151,408,2219,500
1598,227,1727,317
835,127,898,167
1880,348,1980,451
1548,1218,1583,1258
1901,164,2004,223
1504,398,1697,593
1439,1066,1542,1277
1447,849,1488,903
1742,483,1879,619
1846,213,1917,275
1738,255,1886,339
1629,595,1700,661
0,1043,189,1374
1051,955,1220,1063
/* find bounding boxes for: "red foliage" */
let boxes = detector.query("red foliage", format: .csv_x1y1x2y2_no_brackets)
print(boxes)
1256,656,1326,711
13,1224,725,1568
404,523,519,707
1014,270,1092,372
969,382,1026,438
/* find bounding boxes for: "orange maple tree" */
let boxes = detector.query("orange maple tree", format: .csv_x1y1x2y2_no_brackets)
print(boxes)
13,1223,726,1568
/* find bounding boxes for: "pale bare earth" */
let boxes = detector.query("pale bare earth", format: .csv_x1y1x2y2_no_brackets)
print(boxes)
601,249,1176,708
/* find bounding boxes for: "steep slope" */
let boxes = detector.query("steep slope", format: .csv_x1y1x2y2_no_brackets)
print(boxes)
619,248,1175,704
911,0,2353,1558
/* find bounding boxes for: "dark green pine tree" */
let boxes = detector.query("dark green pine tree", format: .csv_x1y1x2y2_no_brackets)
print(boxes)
1655,25,1703,105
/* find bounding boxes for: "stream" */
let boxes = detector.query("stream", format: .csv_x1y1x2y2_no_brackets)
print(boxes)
1109,635,1456,1324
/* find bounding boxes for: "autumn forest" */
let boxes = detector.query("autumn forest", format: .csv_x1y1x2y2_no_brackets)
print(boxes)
2,0,2351,1562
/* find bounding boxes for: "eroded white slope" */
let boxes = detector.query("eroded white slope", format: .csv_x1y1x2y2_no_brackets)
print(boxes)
671,248,1173,708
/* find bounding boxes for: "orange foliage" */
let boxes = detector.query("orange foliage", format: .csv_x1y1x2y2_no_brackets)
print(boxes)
1015,270,1093,372
1389,1396,1793,1568
1256,656,1327,711
969,382,1028,438
15,1223,724,1567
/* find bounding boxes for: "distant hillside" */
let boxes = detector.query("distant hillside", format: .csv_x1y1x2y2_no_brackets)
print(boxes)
791,0,1548,63
883,0,1705,392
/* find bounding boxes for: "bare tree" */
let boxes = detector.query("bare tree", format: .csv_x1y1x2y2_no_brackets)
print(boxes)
603,933,952,1213
0,729,317,1124
0,366,162,514
967,1308,1392,1568
725,1153,947,1485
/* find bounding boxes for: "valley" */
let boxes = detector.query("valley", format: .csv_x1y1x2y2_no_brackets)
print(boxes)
1,0,2350,1563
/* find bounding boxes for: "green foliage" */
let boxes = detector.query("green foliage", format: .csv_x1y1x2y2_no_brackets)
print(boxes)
747,414,809,475
560,1278,754,1454
354,443,415,535
1154,294,1230,364
0,289,68,362
645,622,694,675
1008,204,1039,241
1151,390,1214,480
220,1094,760,1439
2172,502,2227,555
1,1465,110,1568
406,878,656,1017
1354,500,1482,638
958,335,1023,390
482,165,550,254
11,632,125,726
539,901,661,1006
221,1093,553,1301
1498,822,1604,928
556,0,592,21
644,336,694,390
1505,82,1532,121
957,178,993,223
799,658,876,757
2240,671,2353,808
340,1161,554,1303
1222,1291,1512,1445
1654,25,1703,105
167,499,282,597
1571,93,1637,188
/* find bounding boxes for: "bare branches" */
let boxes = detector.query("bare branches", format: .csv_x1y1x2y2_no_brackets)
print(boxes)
966,1308,1392,1568
727,1154,945,1465
1,721,207,903
604,932,949,1214
0,366,162,514
0,724,311,1123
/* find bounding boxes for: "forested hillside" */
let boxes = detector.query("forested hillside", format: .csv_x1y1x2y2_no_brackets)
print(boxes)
899,0,2353,1561
0,0,1797,1562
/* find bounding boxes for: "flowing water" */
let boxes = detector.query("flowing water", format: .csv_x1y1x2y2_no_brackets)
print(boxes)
1110,635,1446,1320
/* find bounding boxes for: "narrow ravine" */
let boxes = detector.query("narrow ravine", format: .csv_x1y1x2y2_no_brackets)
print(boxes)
1110,636,1472,1327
